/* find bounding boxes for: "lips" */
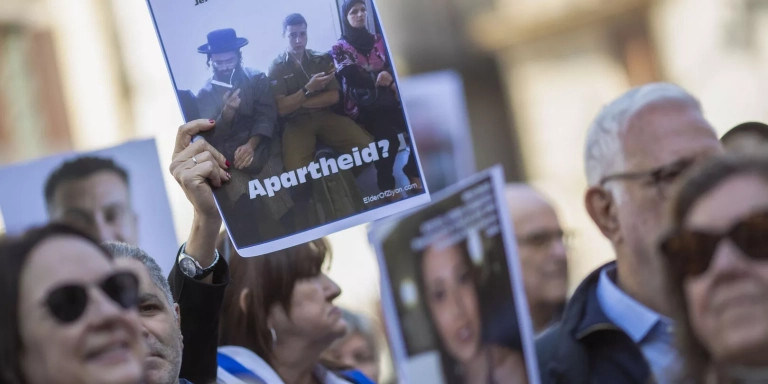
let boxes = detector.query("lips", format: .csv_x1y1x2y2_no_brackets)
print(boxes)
85,339,132,364
455,324,474,344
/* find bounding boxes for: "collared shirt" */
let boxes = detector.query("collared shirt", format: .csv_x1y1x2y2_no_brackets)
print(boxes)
596,265,680,384
267,49,339,118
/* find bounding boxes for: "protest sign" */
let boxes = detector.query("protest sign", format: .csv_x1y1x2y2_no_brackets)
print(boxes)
0,139,179,274
146,0,429,256
369,166,540,384
400,70,475,193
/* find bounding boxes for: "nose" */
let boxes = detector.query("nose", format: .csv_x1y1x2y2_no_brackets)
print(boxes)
707,239,751,277
549,238,568,271
322,273,342,301
451,290,469,319
93,216,119,243
84,285,131,326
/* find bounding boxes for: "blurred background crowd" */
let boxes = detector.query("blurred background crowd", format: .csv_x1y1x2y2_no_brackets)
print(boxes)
2,0,768,382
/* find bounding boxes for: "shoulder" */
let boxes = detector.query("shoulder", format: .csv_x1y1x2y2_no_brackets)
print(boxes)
196,78,215,96
488,345,528,384
332,38,354,53
268,53,289,73
243,67,266,79
218,346,284,384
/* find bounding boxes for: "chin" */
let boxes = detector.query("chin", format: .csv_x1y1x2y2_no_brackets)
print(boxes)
144,367,174,384
715,326,768,366
84,364,144,384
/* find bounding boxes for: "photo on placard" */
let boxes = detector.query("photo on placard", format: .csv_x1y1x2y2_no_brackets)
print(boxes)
0,139,179,274
369,166,540,384
146,0,430,256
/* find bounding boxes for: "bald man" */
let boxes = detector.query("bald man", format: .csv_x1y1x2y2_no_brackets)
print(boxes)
505,184,568,334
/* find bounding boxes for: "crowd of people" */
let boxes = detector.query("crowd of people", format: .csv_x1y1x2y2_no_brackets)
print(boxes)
2,9,768,383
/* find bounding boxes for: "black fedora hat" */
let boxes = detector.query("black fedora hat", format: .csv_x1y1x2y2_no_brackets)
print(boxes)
197,28,248,54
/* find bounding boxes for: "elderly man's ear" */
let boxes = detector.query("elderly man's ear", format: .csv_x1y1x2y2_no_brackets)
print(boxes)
585,186,621,243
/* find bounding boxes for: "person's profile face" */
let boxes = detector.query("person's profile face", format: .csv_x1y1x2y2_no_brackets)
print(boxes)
682,173,768,366
514,202,568,307
346,3,367,29
326,332,379,383
17,235,145,384
270,273,347,344
285,24,308,53
210,51,239,80
115,258,182,384
613,101,721,269
49,170,138,245
422,243,482,363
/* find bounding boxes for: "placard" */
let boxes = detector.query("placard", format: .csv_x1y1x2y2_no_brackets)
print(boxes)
146,0,429,256
369,166,539,384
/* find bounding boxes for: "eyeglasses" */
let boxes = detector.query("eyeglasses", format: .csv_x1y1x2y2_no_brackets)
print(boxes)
44,271,139,324
660,210,768,278
599,158,696,197
517,229,569,249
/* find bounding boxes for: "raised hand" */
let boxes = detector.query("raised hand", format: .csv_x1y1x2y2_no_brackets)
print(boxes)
169,119,231,219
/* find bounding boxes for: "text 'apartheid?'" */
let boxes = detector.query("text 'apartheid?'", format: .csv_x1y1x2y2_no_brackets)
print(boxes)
249,140,389,198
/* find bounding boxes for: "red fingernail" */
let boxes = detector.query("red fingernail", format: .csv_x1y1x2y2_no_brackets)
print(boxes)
225,160,231,168
209,119,215,124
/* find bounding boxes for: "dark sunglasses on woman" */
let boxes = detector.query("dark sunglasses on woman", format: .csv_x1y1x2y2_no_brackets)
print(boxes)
43,271,140,324
660,210,768,278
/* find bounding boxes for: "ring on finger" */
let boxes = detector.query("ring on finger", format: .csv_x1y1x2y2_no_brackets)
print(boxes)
192,156,198,165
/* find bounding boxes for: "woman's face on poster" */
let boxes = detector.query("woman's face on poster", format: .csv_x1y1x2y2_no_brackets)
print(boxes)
347,3,367,29
422,243,482,362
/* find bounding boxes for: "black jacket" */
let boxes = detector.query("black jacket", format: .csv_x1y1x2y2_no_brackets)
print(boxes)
169,247,230,384
535,261,654,384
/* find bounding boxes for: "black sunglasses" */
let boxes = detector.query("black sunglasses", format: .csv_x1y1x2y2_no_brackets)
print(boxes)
44,271,139,324
660,210,768,278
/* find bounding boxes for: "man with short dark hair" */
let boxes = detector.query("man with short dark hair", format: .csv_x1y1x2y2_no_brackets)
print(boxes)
44,156,138,244
268,13,373,216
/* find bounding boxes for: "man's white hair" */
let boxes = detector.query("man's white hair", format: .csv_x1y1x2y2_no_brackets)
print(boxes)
584,82,703,187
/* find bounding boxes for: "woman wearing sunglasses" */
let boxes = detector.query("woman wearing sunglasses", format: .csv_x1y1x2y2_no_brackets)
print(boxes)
660,154,768,383
0,223,145,384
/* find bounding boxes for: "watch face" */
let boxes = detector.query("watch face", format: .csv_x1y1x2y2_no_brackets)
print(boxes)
179,257,200,277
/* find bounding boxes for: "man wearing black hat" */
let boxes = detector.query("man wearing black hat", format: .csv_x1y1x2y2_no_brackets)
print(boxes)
196,28,277,173
196,28,294,246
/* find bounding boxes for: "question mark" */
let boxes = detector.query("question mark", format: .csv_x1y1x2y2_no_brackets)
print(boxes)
378,139,390,158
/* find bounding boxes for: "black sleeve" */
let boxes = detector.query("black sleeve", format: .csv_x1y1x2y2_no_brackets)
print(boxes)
245,71,278,140
337,65,375,89
168,246,230,384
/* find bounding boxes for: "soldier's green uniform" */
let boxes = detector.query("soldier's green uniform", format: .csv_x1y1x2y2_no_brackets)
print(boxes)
268,49,373,172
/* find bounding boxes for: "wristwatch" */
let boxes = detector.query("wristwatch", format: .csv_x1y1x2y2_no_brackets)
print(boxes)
178,243,220,280
302,86,312,97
